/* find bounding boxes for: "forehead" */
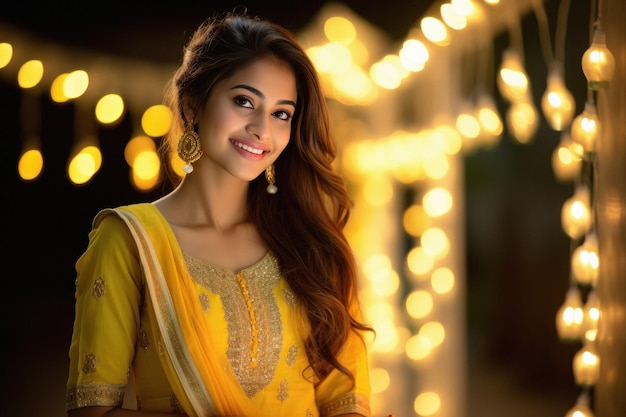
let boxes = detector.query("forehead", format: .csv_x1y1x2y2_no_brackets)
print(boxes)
223,58,297,102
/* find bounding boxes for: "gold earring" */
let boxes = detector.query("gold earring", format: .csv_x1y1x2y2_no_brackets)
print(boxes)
265,164,278,194
177,123,203,174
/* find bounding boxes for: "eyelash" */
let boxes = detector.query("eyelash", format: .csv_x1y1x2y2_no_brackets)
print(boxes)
234,96,292,121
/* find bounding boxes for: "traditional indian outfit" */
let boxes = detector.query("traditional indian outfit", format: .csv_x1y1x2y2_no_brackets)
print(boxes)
66,203,371,416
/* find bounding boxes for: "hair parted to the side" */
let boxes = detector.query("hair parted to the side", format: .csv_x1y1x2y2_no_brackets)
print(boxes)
159,10,374,384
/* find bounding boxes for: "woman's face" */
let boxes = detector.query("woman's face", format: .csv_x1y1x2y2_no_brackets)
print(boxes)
196,58,297,182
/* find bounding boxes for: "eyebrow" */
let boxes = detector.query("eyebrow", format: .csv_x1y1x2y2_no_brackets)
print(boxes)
231,84,296,108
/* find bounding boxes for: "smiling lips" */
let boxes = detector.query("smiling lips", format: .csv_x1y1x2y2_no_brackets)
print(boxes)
230,139,267,160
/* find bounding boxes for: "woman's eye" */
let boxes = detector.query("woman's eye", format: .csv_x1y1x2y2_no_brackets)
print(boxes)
274,110,292,121
234,96,253,108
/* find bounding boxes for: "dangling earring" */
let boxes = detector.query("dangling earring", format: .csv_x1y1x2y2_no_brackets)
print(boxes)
177,123,203,174
265,164,278,194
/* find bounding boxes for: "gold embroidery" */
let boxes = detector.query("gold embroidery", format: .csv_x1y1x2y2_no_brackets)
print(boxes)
170,395,182,413
66,382,125,409
276,378,289,403
184,252,283,398
306,409,314,417
236,271,260,368
282,287,296,306
199,292,210,311
93,277,105,299
319,393,370,417
286,345,298,367
82,353,96,374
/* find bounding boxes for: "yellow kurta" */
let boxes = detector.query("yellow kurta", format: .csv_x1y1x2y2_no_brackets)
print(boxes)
66,203,371,416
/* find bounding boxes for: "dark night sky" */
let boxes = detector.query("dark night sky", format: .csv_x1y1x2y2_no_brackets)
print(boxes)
1,1,590,416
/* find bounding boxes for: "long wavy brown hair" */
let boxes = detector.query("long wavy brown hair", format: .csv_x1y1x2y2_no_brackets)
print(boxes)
160,10,373,384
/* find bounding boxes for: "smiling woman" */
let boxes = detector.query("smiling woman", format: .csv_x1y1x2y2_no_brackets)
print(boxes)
65,9,378,417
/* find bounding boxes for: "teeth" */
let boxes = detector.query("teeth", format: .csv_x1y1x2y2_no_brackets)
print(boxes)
234,141,264,155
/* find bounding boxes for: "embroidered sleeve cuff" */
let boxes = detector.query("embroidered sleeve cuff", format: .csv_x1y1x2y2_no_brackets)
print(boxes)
66,382,126,411
319,392,370,417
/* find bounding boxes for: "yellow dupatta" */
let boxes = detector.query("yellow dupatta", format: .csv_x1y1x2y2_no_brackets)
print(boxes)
98,203,257,417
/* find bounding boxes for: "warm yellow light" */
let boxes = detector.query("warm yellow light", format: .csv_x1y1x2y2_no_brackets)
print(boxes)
18,148,44,181
423,153,449,179
308,42,352,74
399,39,429,72
403,204,432,237
555,286,584,341
497,49,528,102
370,58,403,90
363,254,392,278
68,146,102,185
125,135,157,166
573,341,600,386
431,267,454,294
433,124,462,155
421,16,449,45
324,16,357,44
552,132,582,182
419,321,445,347
564,393,596,417
406,333,433,360
363,175,394,206
571,233,599,286
441,3,467,30
456,112,480,140
451,0,476,15
423,187,453,217
582,29,616,90
50,73,70,103
0,42,13,68
142,104,173,137
332,65,376,104
582,289,600,342
406,290,433,319
17,59,44,89
132,150,160,181
541,69,575,131
506,98,538,144
561,186,591,240
95,94,125,124
370,268,400,297
414,391,441,416
477,95,503,147
63,70,89,99
407,246,435,277
571,101,600,154
369,368,391,394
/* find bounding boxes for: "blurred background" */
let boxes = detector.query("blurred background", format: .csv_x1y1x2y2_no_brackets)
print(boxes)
2,0,621,416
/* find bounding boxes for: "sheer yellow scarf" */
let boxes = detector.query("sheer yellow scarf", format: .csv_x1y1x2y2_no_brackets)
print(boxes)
98,203,256,417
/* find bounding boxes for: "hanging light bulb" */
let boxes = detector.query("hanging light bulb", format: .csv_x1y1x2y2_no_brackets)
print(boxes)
573,339,600,386
476,94,503,148
582,289,600,342
582,28,616,90
561,186,591,240
555,285,584,341
571,232,600,286
497,48,529,102
564,392,596,417
551,131,582,182
541,65,575,131
506,95,539,144
571,101,600,154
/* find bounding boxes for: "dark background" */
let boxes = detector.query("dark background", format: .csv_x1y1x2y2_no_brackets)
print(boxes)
1,1,590,415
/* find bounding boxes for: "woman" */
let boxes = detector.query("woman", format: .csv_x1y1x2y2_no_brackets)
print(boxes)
66,10,375,417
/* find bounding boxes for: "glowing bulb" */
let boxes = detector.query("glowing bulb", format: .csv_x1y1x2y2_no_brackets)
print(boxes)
497,49,529,102
573,340,600,386
582,29,616,90
506,97,539,144
541,68,575,131
565,393,596,417
555,286,584,341
571,232,599,286
571,101,600,154
561,186,591,240
582,289,600,342
551,131,582,182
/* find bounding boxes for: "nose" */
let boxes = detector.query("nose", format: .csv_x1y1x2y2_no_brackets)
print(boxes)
247,112,271,140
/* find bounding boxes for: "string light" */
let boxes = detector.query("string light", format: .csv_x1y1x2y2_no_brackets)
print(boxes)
570,101,600,155
555,284,584,341
581,27,616,90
